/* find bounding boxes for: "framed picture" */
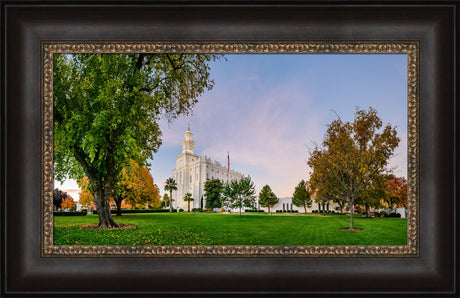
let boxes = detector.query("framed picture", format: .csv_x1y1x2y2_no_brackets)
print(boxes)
2,1,456,296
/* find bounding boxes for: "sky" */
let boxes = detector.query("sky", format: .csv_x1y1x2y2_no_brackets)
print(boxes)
55,53,408,199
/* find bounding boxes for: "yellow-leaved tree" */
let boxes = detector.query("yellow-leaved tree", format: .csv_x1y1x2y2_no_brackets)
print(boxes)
118,160,161,212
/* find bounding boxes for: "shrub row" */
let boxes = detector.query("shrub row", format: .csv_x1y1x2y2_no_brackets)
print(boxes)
54,210,87,216
108,209,176,214
275,210,299,213
384,212,401,218
312,210,335,214
191,208,215,212
244,209,265,212
374,211,402,218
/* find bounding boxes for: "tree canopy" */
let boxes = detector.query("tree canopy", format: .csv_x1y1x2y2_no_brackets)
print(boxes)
53,188,70,209
258,185,279,215
183,193,194,212
204,179,224,209
164,178,177,213
383,175,407,209
161,193,170,209
308,107,400,230
54,53,221,227
222,176,256,216
292,180,312,213
119,159,160,209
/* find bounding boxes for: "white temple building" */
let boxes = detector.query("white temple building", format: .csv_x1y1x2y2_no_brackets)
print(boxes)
171,126,244,210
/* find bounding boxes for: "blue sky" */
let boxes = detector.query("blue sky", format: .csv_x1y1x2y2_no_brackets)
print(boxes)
56,53,408,199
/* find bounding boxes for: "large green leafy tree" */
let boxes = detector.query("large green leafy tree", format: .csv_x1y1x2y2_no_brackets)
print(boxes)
204,179,223,209
54,53,220,228
292,180,312,213
258,185,279,215
222,176,256,216
307,107,399,230
164,178,177,213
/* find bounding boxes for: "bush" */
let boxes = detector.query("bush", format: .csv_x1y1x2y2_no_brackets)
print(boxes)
54,210,87,216
192,208,202,212
377,211,387,217
179,208,184,212
385,212,401,218
109,209,175,214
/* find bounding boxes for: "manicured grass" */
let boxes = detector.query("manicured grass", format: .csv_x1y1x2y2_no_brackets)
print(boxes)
54,213,407,246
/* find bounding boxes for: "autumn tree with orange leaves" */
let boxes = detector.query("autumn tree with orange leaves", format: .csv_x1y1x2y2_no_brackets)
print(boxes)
61,196,76,210
118,160,161,212
78,160,160,215
384,175,407,210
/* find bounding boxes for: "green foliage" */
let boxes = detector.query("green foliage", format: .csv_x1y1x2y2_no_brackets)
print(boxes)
292,180,312,213
164,178,178,212
204,179,223,208
183,192,194,212
53,53,222,227
110,209,174,214
54,210,88,216
258,185,279,214
161,193,170,208
222,176,256,216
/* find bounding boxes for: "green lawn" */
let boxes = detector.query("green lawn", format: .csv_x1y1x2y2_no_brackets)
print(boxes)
54,213,407,246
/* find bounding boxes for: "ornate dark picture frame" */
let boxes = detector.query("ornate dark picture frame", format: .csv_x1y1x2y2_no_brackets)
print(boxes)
3,2,456,295
42,41,418,257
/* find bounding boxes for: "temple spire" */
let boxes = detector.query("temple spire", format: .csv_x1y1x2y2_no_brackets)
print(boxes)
182,126,195,154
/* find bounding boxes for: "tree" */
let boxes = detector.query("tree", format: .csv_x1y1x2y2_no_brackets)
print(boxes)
183,193,194,212
118,160,160,213
164,178,177,213
357,174,386,217
222,176,256,216
384,175,407,210
310,169,346,213
258,185,279,215
61,196,76,210
307,107,399,230
78,177,94,208
292,180,312,213
161,193,170,209
204,179,223,209
54,53,221,228
53,188,68,209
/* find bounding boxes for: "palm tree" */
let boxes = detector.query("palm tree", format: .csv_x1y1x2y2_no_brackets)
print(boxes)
183,193,194,212
164,178,177,213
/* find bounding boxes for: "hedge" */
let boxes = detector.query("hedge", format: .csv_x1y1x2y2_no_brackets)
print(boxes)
107,209,176,214
54,210,87,216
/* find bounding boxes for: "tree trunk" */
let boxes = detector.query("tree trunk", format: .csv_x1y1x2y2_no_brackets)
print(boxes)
349,199,354,230
304,204,307,214
268,206,271,215
169,190,173,212
239,206,242,217
93,189,119,228
116,198,122,216
188,201,190,212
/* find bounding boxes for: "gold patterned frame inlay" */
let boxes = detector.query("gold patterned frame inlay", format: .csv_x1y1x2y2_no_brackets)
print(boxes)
41,41,418,257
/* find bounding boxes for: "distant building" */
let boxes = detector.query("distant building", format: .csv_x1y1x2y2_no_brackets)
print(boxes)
172,126,244,210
